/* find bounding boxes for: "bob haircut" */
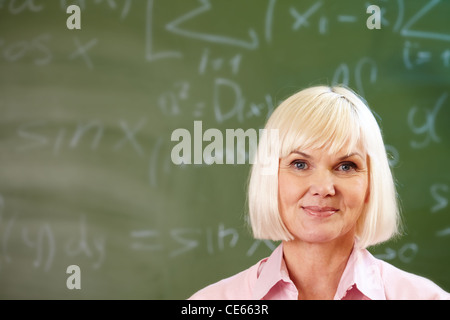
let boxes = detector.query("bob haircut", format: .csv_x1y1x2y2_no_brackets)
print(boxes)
248,85,400,249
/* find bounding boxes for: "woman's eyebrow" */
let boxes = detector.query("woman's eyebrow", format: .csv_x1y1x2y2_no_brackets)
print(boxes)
338,152,364,160
290,151,311,158
289,151,364,160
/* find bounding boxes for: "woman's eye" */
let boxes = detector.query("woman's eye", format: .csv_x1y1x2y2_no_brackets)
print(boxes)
292,161,308,170
338,162,357,172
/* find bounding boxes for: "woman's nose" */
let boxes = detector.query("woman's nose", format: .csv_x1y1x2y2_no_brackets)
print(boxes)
309,170,336,197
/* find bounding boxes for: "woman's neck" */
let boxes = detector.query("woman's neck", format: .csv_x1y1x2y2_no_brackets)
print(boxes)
282,234,355,300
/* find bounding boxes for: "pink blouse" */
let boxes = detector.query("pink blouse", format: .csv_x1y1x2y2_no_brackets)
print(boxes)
189,244,450,300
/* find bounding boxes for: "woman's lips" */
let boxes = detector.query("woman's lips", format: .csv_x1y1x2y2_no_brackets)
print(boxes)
301,206,339,218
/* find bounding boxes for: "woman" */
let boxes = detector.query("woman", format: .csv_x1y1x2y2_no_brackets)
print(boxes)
190,85,450,300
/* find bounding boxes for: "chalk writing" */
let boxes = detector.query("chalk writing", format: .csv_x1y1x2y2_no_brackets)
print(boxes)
290,1,323,31
198,48,242,75
145,0,182,61
16,118,150,156
129,223,274,258
400,0,450,42
0,34,52,65
113,119,147,156
65,215,106,269
158,81,190,116
130,229,162,251
408,92,447,148
213,78,274,123
373,243,419,264
264,0,276,43
0,197,105,271
165,0,259,50
68,37,98,70
22,222,55,271
246,239,277,257
1,0,43,14
403,40,450,69
148,137,164,188
156,77,273,123
331,57,377,97
430,183,449,213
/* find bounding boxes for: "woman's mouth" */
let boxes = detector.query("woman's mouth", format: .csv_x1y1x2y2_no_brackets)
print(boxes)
301,206,339,218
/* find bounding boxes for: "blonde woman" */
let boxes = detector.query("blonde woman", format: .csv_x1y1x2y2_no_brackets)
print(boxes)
190,86,450,300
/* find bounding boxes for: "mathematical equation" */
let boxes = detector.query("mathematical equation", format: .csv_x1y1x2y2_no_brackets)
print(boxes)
0,193,277,273
1,0,449,69
0,199,106,272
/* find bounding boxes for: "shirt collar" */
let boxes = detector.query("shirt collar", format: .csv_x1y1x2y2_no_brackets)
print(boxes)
252,245,295,299
252,243,387,300
336,246,386,300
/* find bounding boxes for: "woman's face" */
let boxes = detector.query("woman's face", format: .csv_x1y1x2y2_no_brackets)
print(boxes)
278,142,369,244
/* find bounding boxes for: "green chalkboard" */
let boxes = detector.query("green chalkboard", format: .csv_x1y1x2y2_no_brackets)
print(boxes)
0,0,449,299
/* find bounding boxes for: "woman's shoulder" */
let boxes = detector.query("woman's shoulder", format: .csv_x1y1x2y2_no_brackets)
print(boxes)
372,253,450,300
188,258,264,300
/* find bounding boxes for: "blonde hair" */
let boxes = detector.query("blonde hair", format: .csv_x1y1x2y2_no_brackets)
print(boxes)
247,85,400,249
